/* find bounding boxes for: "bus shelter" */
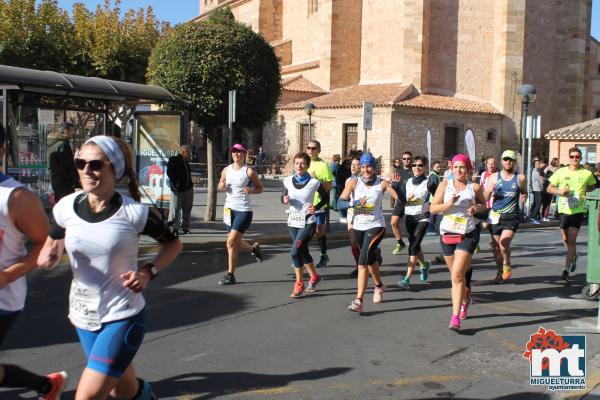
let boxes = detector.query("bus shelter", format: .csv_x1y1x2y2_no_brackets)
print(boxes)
0,64,184,209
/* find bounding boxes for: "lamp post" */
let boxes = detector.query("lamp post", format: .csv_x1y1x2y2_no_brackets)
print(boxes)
517,84,537,219
304,102,315,142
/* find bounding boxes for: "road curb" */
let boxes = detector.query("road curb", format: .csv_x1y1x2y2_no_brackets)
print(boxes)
138,221,562,254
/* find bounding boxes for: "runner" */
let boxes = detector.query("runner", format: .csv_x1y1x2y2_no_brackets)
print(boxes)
217,143,264,285
0,123,67,399
397,156,438,289
306,141,333,268
479,156,502,268
547,147,596,281
484,150,526,283
282,152,327,298
346,156,362,277
338,153,397,313
38,136,182,399
430,154,486,331
390,151,412,255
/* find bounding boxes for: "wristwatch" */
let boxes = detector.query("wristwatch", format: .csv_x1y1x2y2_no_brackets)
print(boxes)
142,263,159,280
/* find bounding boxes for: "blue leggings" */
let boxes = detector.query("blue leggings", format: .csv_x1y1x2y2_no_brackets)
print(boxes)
289,223,316,267
76,310,146,378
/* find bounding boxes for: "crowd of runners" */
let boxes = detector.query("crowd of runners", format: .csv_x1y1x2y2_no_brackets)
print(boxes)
0,129,596,398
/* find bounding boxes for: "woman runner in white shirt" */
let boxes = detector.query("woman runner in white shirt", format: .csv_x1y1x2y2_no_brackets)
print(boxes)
338,153,397,313
38,136,182,400
217,143,264,286
430,154,486,331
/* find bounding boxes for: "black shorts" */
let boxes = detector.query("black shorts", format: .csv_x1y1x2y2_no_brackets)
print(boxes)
440,226,481,256
489,213,519,236
392,199,405,218
0,311,21,348
559,213,584,230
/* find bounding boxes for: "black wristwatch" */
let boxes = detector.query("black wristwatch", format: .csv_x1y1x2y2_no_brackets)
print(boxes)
142,263,159,280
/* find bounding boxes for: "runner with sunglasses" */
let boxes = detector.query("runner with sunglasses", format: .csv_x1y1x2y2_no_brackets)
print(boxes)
338,153,397,313
0,123,66,399
38,136,182,399
390,151,413,255
282,152,327,298
397,156,438,289
430,154,486,331
547,147,596,281
217,144,264,285
483,150,526,283
305,141,334,268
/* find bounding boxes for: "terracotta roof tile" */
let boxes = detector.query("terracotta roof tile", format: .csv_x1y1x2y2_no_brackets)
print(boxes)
279,83,413,110
282,75,328,94
546,118,600,140
395,94,500,114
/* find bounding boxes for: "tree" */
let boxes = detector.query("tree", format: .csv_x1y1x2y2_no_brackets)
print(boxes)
148,8,281,221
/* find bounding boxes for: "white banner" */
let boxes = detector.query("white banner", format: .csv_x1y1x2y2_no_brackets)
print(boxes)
465,128,475,161
426,129,431,169
362,101,373,130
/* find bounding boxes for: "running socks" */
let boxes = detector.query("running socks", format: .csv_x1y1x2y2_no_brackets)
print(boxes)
318,236,327,254
0,365,51,394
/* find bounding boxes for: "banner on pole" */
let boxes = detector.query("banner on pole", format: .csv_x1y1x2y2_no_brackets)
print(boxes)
362,101,373,131
426,129,431,169
465,129,475,161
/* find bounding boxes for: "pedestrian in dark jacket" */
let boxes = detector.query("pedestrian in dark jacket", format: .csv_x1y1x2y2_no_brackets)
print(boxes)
48,122,79,202
167,145,193,234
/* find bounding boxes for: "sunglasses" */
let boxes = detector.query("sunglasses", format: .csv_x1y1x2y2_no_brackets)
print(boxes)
402,157,412,161
569,154,581,159
502,158,515,162
307,146,318,150
74,158,105,172
412,163,424,168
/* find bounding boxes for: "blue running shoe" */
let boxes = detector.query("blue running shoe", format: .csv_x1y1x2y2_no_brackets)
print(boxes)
569,253,579,273
397,277,410,289
419,261,431,281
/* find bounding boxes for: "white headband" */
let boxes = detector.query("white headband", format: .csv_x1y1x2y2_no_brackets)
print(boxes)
85,136,125,180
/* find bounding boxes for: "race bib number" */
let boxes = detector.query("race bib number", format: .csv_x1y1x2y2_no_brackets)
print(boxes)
69,281,101,330
488,210,501,225
559,193,580,209
405,199,424,216
287,207,306,228
354,205,375,224
441,214,468,234
223,207,231,226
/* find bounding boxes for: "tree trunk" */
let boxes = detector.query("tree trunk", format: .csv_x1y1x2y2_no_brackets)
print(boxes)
204,128,217,221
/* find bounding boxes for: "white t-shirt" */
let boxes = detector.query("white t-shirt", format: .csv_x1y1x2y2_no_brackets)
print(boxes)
405,177,430,219
440,179,478,235
283,176,321,227
352,177,385,231
53,192,149,330
0,176,28,312
224,165,252,212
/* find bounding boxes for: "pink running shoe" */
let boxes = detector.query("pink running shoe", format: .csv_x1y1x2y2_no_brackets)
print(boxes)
290,281,305,298
41,371,68,400
347,298,363,312
373,285,384,303
448,315,461,331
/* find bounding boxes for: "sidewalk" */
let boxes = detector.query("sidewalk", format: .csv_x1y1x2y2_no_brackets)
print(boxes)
141,179,561,253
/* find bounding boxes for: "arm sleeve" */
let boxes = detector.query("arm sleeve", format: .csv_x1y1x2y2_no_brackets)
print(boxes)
280,182,288,204
314,185,328,210
141,207,178,243
427,175,439,195
49,222,66,240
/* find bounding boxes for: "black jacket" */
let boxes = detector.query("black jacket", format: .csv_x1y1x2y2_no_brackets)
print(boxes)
167,154,193,192
47,133,79,195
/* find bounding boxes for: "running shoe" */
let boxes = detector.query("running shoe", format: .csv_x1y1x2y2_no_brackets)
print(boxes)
290,281,305,298
502,264,511,280
251,242,263,263
493,271,504,284
219,273,236,285
561,269,570,282
449,315,461,331
397,277,410,289
339,217,347,223
542,218,550,222
392,242,405,255
474,245,480,254
459,293,472,320
316,253,329,268
139,380,158,400
373,285,384,303
349,267,358,278
347,298,363,312
435,254,445,264
419,261,431,281
41,371,68,400
529,218,541,225
306,275,322,292
569,253,579,273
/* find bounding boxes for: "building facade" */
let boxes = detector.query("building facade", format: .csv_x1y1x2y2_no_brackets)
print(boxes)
197,0,597,174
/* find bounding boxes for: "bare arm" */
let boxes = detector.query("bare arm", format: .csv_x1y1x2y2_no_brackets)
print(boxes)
484,173,497,202
244,168,264,195
1,189,49,286
217,167,227,192
467,183,487,215
518,174,527,203
381,180,398,201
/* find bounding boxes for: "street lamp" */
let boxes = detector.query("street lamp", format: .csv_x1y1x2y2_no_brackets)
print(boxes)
517,83,536,219
304,102,315,142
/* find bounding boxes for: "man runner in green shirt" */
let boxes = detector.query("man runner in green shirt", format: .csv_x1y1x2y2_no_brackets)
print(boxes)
307,140,334,267
547,147,596,281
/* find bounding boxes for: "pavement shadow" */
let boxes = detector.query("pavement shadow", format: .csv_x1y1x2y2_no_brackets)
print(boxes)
152,367,352,400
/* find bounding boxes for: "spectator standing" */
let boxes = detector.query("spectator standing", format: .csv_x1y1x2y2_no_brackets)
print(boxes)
336,155,352,223
167,145,193,234
530,159,544,223
257,146,267,178
426,161,443,235
48,122,79,202
246,148,257,167
329,154,341,210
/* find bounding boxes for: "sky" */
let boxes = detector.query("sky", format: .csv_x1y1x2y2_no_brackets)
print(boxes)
56,1,600,40
56,0,199,24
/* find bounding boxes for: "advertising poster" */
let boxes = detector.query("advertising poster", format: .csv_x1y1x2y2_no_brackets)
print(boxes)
134,113,182,209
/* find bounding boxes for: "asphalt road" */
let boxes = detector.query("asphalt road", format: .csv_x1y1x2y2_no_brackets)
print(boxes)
1,226,599,400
